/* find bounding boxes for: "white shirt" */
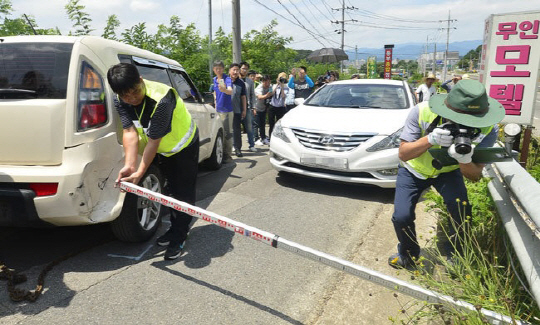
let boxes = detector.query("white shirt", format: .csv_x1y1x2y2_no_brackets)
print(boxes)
415,84,436,102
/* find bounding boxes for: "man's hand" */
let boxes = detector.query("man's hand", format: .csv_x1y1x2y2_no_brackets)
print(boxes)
448,143,474,164
116,165,136,187
241,109,246,119
427,128,453,147
119,171,143,185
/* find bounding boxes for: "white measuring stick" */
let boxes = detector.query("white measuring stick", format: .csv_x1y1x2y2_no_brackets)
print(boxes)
120,181,524,325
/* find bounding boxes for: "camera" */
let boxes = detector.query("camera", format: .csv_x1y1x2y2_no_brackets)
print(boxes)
279,77,287,83
440,122,480,154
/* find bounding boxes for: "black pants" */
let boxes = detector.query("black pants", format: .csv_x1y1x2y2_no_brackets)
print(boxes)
233,113,243,151
159,130,199,244
254,109,267,140
268,105,287,139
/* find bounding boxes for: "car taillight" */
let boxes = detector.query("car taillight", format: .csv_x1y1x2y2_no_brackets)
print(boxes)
29,183,58,197
78,61,107,131
79,104,107,129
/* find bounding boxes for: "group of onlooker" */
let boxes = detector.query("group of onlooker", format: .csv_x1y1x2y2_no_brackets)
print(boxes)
415,73,471,103
211,62,317,161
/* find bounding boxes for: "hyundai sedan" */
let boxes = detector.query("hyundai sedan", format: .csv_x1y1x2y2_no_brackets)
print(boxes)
269,79,416,188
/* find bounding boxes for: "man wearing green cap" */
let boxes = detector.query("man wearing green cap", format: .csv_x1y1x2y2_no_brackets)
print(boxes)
389,79,505,269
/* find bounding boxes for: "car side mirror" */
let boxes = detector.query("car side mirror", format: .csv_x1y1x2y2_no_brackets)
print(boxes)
294,98,305,106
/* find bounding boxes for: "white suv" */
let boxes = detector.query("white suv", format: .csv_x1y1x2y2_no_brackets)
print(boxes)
0,36,224,241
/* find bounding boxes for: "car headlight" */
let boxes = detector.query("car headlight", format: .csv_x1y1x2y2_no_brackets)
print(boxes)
366,127,402,152
272,120,291,143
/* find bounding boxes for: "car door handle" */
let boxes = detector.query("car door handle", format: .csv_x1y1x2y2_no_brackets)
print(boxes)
211,113,216,118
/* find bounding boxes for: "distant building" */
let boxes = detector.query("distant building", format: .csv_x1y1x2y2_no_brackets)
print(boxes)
417,51,459,72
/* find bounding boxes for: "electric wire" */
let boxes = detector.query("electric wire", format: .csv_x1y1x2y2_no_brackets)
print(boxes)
300,0,336,37
250,0,326,47
276,0,327,47
287,0,336,46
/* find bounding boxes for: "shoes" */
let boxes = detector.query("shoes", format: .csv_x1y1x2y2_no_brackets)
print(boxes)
164,241,185,260
235,149,243,157
248,146,257,152
262,138,270,145
388,253,418,270
255,139,263,146
223,156,233,163
156,230,174,247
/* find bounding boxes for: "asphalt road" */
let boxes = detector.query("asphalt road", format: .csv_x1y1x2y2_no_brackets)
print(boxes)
2,139,432,324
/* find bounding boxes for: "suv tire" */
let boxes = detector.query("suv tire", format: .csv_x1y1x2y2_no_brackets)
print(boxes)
111,164,165,242
204,130,223,170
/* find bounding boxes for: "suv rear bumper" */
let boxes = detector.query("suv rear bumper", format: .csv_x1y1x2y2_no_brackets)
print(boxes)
0,187,53,227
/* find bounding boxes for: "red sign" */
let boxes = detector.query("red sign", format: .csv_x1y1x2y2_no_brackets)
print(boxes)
384,45,394,79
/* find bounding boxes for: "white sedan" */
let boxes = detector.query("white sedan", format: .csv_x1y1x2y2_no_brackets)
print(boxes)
269,79,416,188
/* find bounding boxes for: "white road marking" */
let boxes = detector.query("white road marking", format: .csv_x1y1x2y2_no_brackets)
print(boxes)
108,244,153,261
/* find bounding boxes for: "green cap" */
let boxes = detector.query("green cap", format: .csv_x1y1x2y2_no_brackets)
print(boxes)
429,79,505,127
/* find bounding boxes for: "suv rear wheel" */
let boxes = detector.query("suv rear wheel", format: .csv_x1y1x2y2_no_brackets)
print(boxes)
204,130,223,170
111,164,164,242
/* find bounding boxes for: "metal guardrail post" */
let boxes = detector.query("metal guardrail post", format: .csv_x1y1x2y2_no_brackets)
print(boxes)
486,161,540,310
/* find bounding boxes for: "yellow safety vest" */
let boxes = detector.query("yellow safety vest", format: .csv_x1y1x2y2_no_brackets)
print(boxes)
404,102,493,179
133,79,196,157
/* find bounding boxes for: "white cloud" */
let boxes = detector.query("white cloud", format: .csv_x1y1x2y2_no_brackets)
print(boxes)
129,0,160,12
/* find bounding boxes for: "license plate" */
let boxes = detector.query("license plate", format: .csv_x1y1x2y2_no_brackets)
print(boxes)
300,155,348,169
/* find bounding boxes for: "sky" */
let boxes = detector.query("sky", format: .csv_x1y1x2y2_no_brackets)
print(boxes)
8,0,540,55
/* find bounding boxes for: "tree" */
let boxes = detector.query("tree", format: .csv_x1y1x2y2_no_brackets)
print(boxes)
0,1,58,36
102,15,120,40
241,20,296,77
65,0,94,36
121,22,155,50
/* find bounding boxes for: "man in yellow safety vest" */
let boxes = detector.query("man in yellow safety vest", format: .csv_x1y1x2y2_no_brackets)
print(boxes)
389,79,505,269
107,63,198,260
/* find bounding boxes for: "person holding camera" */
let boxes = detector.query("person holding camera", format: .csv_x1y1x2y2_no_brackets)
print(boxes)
268,72,290,140
288,66,314,100
254,75,273,145
388,79,505,269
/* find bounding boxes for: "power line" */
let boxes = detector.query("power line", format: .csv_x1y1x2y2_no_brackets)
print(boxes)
276,0,327,47
287,0,335,46
352,9,440,23
300,0,336,37
250,0,326,47
349,22,440,30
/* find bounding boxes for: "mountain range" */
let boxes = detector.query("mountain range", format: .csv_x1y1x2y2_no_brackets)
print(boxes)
344,40,482,62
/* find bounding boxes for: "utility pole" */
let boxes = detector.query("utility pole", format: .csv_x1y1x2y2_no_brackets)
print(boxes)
331,1,357,73
432,40,437,76
422,35,428,76
208,0,213,81
440,10,456,81
232,0,241,63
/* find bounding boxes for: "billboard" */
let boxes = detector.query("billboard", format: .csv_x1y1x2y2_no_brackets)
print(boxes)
367,56,378,79
480,11,540,125
384,45,394,79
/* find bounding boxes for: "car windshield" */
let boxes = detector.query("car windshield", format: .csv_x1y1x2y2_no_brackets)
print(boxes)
304,83,410,109
0,42,73,99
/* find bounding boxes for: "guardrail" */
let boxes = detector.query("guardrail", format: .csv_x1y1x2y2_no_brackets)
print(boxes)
485,159,540,310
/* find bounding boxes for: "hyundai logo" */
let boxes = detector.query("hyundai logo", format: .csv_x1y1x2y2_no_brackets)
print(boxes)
318,135,335,144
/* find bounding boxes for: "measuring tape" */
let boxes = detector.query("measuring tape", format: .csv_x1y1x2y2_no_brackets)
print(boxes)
120,181,524,325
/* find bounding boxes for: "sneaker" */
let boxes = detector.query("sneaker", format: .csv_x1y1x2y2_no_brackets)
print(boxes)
262,138,270,145
248,146,257,152
255,139,263,146
388,253,418,270
156,230,174,247
164,242,185,260
235,149,243,157
223,156,233,164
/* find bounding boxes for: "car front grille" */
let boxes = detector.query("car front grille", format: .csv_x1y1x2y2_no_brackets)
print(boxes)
290,128,377,152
